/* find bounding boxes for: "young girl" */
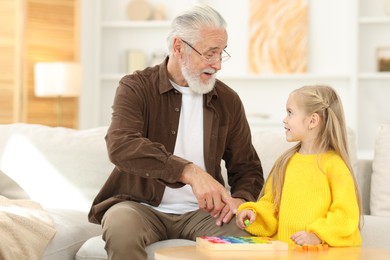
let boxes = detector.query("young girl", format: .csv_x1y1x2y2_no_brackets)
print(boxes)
236,85,362,246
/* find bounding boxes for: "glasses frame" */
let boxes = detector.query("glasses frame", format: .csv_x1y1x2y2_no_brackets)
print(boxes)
181,39,231,64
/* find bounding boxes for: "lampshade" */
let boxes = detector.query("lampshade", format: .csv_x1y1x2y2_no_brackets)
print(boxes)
34,62,81,97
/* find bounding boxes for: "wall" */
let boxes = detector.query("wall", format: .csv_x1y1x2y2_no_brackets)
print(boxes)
80,0,390,157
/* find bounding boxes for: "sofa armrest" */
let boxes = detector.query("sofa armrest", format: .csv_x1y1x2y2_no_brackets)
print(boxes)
357,160,373,215
361,215,390,249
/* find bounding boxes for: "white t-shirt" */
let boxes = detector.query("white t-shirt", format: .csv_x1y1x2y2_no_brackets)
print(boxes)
154,83,205,214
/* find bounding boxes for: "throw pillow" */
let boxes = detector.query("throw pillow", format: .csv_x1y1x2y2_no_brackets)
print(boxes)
0,170,30,199
370,124,390,217
0,123,113,211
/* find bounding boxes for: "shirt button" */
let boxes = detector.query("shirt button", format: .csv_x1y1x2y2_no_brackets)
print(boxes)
174,107,180,112
171,130,176,135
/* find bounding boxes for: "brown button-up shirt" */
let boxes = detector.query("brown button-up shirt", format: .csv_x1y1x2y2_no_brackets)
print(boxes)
88,58,264,224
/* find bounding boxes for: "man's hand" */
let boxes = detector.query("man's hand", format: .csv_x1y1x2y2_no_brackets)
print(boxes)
214,197,245,226
180,164,231,219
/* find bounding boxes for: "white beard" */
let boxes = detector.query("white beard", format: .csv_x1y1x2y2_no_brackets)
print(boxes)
181,58,217,94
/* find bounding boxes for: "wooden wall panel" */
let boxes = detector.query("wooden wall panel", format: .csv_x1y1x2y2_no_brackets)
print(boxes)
0,0,22,124
24,0,79,128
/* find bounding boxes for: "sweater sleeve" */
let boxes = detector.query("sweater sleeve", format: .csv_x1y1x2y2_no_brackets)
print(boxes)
237,176,278,237
307,155,361,246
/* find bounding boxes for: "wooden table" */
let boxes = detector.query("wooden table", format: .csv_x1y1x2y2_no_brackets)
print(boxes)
155,245,390,260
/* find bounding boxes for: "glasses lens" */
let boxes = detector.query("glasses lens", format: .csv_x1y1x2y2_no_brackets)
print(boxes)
221,55,230,62
208,54,230,64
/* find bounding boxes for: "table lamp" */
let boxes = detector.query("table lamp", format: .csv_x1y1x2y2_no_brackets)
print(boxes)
34,62,81,126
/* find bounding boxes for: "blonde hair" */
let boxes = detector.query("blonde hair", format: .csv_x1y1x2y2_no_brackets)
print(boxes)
265,85,362,220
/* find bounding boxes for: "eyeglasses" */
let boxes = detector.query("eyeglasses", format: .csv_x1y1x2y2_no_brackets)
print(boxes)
182,39,231,64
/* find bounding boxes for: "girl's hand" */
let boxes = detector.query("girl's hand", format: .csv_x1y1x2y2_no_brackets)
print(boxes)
235,209,256,229
290,231,322,245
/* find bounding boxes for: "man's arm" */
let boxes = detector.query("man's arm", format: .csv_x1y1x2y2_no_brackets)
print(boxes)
180,163,246,226
180,164,233,219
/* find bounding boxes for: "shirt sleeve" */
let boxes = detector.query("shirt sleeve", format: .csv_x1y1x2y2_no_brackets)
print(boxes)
224,94,264,202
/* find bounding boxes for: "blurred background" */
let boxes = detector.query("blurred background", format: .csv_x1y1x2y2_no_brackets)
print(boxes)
1,0,389,158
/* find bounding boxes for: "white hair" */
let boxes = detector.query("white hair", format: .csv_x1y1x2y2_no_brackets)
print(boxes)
166,4,227,55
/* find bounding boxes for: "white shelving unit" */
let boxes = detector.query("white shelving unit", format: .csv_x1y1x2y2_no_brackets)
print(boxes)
84,0,198,126
80,0,390,157
356,0,390,158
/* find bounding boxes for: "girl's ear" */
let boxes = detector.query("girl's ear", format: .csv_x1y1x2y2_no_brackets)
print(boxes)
309,113,320,129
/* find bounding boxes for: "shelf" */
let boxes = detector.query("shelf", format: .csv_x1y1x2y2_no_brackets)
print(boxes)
101,20,171,28
359,16,390,24
100,74,126,81
100,73,351,82
248,117,280,125
358,72,390,80
247,117,283,129
219,73,351,81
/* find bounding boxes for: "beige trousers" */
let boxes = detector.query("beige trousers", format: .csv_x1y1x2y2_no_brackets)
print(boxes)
101,201,248,260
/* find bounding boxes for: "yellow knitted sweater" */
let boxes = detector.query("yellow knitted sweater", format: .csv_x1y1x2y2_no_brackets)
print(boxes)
238,151,361,246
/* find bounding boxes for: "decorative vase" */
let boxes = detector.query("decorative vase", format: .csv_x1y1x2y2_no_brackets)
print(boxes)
377,47,390,72
127,0,152,21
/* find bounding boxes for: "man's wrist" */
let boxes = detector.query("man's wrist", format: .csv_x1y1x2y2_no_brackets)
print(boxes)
180,163,196,184
231,197,246,205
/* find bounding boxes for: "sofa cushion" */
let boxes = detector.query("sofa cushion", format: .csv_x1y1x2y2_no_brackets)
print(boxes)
0,169,30,199
361,215,390,249
75,235,196,260
75,236,106,260
370,124,390,217
42,209,102,260
357,160,373,215
0,123,113,211
251,131,296,180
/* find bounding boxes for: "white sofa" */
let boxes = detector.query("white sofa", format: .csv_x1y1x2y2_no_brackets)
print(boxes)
0,123,389,260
